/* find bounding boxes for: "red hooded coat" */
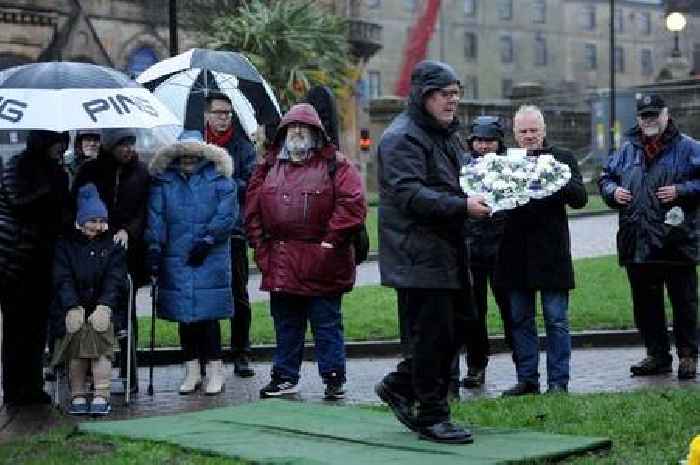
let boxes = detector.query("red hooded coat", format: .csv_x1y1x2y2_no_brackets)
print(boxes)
245,104,366,296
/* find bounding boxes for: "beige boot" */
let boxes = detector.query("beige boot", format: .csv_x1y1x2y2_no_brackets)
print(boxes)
179,359,202,394
204,360,225,395
91,356,112,415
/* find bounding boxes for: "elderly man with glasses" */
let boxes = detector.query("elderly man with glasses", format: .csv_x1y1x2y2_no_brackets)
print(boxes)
599,93,700,380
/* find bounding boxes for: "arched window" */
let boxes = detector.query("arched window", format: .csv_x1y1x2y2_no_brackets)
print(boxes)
127,47,158,78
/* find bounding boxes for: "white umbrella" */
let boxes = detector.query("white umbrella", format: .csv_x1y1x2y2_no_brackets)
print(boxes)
0,61,180,131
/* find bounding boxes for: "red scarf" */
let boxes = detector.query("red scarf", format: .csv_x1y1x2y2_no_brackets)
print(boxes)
641,134,664,162
205,123,234,147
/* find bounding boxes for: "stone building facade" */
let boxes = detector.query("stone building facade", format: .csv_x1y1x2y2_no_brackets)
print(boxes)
364,0,695,100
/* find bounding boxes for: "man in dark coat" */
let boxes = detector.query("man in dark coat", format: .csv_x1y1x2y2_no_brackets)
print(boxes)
0,130,72,406
497,105,587,397
599,93,699,380
204,92,257,378
461,116,512,389
374,60,490,444
72,128,150,390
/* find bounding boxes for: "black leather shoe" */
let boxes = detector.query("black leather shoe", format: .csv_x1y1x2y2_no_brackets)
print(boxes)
630,356,672,376
461,367,486,389
233,355,255,378
375,381,418,432
418,421,474,444
546,384,568,394
502,382,540,397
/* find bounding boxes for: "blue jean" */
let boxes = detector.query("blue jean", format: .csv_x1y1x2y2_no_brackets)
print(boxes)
510,289,571,387
270,293,346,384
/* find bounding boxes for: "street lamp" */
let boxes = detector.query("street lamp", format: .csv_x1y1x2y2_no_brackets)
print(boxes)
666,12,687,58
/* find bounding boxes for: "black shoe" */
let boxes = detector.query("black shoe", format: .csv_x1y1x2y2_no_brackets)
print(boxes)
461,367,486,389
630,356,672,376
374,381,418,432
259,379,299,398
502,382,540,397
324,382,345,400
678,357,698,380
418,421,474,444
233,355,255,378
546,383,568,394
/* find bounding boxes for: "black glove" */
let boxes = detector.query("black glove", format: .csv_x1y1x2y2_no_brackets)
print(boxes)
145,247,161,277
187,238,213,267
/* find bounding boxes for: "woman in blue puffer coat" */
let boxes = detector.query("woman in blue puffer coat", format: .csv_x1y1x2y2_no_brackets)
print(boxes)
145,130,237,396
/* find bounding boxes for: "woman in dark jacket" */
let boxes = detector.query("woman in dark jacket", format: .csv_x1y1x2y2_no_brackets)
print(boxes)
0,130,72,406
245,103,366,401
145,130,236,396
50,183,127,415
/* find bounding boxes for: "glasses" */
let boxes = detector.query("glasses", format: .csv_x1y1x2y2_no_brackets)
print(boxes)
638,111,660,119
437,88,463,99
208,110,233,118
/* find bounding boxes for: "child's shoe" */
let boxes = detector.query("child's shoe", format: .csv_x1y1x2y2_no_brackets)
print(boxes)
90,396,111,416
68,396,90,415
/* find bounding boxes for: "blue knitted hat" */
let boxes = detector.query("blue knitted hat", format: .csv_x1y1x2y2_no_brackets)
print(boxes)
76,183,108,226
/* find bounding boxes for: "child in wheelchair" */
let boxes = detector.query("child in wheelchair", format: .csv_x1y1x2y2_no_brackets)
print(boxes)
49,183,127,415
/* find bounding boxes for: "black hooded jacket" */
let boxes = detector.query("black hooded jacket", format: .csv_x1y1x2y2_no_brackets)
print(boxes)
495,143,587,290
377,61,469,289
0,131,72,289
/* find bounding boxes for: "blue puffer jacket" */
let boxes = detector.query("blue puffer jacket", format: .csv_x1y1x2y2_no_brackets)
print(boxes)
145,140,237,323
599,122,700,265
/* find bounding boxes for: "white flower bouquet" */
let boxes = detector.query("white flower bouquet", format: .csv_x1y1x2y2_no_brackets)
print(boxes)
460,148,572,212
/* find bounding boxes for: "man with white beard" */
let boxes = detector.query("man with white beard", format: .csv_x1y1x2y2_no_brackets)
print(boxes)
599,93,700,380
245,103,366,400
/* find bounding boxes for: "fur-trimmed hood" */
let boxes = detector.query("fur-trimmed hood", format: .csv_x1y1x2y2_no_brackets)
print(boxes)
149,141,233,177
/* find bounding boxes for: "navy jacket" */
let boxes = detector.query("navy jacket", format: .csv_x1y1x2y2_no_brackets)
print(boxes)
599,123,700,265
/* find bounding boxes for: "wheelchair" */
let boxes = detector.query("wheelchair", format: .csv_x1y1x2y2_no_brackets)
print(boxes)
51,274,137,409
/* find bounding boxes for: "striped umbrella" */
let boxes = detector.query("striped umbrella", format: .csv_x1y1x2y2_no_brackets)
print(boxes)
136,48,281,139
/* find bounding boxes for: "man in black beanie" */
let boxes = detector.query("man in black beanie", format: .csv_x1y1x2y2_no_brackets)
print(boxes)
0,130,72,406
374,61,490,444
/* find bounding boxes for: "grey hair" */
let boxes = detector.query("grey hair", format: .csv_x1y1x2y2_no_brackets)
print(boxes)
513,105,546,130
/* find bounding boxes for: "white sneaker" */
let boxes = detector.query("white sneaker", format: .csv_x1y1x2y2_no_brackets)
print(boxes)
179,360,202,395
204,360,225,395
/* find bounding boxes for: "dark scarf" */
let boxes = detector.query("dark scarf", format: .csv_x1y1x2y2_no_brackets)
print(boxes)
639,120,679,162
206,123,234,147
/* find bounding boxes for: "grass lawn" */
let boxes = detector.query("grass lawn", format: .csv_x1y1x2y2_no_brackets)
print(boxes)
2,388,697,464
137,255,644,348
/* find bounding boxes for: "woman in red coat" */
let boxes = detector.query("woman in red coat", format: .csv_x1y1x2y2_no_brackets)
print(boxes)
245,103,366,400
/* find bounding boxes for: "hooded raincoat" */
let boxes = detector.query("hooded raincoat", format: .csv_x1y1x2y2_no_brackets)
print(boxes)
145,140,237,323
245,104,366,296
376,61,469,289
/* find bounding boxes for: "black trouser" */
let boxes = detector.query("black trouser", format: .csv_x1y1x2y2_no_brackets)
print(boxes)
1,279,51,404
179,321,222,362
383,288,469,427
465,267,512,369
229,238,251,356
626,264,699,360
